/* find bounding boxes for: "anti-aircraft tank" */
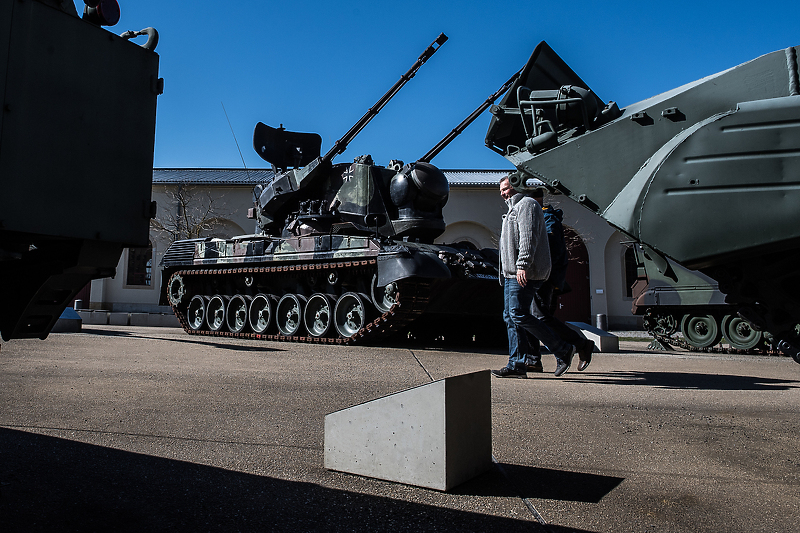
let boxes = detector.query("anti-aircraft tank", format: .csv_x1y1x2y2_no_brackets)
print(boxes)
160,34,504,345
0,1,162,341
485,41,800,363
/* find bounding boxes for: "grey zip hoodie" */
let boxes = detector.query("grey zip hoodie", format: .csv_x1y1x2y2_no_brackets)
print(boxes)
499,193,551,283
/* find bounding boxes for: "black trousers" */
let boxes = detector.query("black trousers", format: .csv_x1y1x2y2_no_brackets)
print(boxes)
528,282,587,362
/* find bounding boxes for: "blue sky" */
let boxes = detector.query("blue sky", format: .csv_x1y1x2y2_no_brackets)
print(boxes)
114,0,800,170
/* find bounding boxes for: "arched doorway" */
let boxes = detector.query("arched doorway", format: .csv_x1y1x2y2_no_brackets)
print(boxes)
554,227,591,323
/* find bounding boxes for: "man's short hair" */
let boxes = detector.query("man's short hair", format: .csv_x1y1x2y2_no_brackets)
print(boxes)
499,175,510,185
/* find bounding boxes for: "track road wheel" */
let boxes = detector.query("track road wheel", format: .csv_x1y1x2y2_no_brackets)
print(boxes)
276,294,306,336
334,292,371,338
249,293,274,334
722,314,762,350
371,274,398,313
187,295,209,331
680,313,722,349
304,293,334,338
227,294,252,334
207,295,229,332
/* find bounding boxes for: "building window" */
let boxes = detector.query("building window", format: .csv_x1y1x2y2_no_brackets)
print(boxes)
623,245,637,298
127,243,152,286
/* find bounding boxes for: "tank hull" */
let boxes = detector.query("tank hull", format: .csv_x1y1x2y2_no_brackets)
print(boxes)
161,235,504,345
630,245,772,353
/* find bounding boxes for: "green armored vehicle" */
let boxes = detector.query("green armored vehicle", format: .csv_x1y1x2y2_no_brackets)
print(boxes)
630,244,770,352
160,35,504,344
0,1,162,341
485,41,800,363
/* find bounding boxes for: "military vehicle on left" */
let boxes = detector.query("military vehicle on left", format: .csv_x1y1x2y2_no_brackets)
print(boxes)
0,0,162,341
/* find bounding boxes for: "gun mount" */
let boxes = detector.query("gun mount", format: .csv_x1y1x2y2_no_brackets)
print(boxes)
486,41,800,363
0,1,162,341
160,34,504,346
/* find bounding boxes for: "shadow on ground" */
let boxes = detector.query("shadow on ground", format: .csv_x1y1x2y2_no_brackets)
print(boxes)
79,328,284,352
453,463,623,504
0,429,599,532
564,371,800,391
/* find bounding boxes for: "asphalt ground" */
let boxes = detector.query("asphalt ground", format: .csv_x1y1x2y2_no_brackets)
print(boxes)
1,326,798,532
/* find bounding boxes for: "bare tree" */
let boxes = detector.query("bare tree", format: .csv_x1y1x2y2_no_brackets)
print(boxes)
150,184,232,243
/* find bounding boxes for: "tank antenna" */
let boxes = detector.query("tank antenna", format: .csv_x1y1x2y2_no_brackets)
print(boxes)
222,102,248,170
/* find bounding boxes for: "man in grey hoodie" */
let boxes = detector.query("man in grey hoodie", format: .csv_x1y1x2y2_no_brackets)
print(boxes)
492,177,576,378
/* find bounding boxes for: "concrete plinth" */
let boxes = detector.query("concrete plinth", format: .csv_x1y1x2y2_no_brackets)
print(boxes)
50,308,82,333
78,310,109,325
108,312,130,326
147,313,181,327
324,370,492,491
567,322,619,352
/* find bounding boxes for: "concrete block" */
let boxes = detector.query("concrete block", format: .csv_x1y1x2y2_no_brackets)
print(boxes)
108,312,129,326
324,370,492,491
81,310,109,325
566,322,619,353
50,308,82,333
147,313,181,327
129,313,150,326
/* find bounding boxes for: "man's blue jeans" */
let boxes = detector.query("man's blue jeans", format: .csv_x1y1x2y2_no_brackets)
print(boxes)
503,276,572,371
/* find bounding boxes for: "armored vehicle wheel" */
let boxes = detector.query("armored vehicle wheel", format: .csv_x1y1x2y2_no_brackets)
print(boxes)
304,293,334,338
680,313,721,349
276,294,306,336
227,294,252,334
167,274,186,306
249,293,274,334
371,274,398,313
187,295,209,331
722,314,762,350
207,295,229,332
334,292,370,338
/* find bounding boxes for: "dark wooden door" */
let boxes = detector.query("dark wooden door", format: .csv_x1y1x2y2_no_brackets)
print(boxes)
554,228,591,323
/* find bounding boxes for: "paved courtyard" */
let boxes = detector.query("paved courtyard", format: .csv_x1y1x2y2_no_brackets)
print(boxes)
1,326,798,532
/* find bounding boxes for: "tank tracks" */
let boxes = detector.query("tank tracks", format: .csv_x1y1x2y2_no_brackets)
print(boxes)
166,259,431,345
642,309,780,356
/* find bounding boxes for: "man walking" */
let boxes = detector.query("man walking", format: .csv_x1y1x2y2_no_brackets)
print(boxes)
525,188,594,373
492,176,576,378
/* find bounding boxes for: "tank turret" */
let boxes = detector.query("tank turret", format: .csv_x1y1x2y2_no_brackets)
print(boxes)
486,41,800,363
250,34,450,243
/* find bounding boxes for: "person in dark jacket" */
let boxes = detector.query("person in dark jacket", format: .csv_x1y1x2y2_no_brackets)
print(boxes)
525,188,594,372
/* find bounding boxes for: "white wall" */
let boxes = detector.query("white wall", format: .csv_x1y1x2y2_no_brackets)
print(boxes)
89,185,252,311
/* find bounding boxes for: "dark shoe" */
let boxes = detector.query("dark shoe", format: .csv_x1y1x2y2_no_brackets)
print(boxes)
526,362,544,373
554,345,576,377
491,366,527,378
577,340,595,371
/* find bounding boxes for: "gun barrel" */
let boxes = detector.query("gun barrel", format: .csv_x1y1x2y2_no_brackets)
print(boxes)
322,33,448,164
419,67,522,163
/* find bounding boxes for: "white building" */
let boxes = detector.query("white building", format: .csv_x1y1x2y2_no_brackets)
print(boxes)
85,168,640,329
